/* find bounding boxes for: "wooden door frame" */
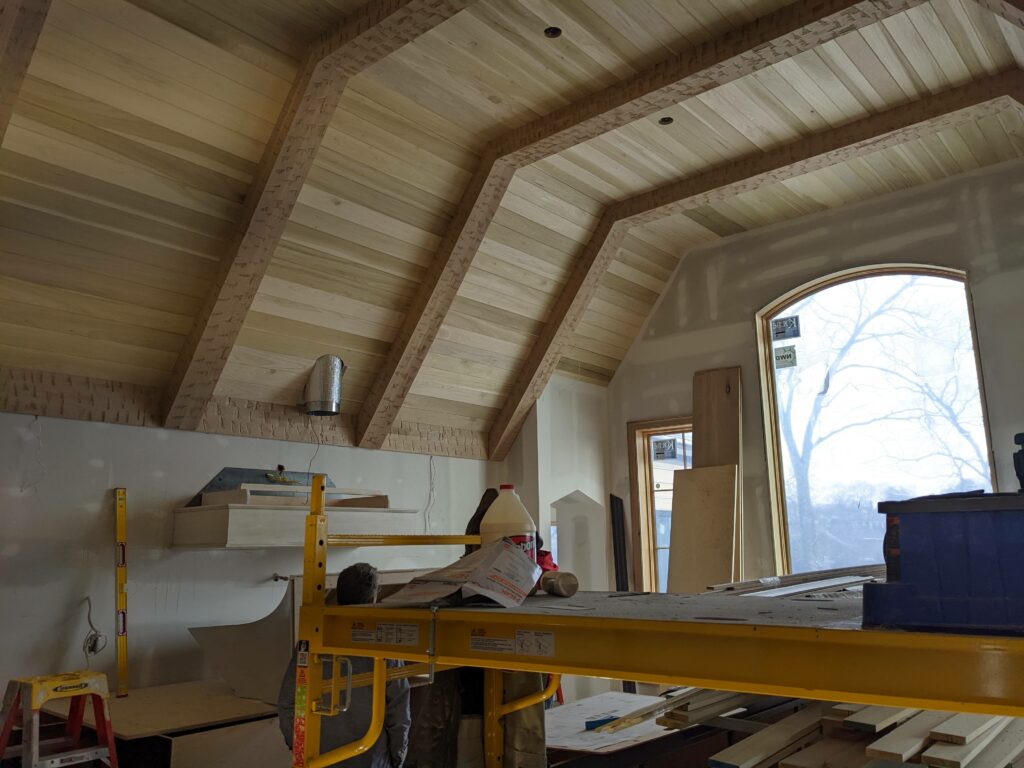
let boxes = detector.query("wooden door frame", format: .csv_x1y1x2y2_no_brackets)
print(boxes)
626,416,692,591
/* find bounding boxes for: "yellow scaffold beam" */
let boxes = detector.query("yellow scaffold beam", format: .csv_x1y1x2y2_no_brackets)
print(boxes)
306,601,1024,717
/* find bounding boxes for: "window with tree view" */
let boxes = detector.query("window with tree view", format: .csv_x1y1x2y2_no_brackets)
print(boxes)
766,271,991,573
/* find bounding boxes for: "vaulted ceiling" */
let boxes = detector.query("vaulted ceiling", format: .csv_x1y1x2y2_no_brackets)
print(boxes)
1,0,1023,459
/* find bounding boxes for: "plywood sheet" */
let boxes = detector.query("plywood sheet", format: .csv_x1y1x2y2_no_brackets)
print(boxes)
190,586,294,705
667,465,738,594
43,679,274,739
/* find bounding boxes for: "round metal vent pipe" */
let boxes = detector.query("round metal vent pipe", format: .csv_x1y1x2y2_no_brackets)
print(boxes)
302,354,345,416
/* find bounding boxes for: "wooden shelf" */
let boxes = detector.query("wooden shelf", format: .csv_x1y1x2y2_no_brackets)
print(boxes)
172,504,419,549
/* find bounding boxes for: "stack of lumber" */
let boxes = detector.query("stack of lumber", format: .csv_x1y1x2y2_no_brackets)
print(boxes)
655,690,759,728
652,693,1024,768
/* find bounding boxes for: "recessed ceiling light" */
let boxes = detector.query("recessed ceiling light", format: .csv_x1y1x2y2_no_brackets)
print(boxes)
658,116,674,125
544,26,562,38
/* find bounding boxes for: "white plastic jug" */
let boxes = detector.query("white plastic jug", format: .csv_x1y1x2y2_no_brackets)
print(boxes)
480,483,537,563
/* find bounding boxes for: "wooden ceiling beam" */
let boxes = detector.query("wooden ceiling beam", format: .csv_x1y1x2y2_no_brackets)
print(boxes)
0,0,51,145
161,0,468,431
487,69,1024,460
975,0,1024,28
355,0,926,449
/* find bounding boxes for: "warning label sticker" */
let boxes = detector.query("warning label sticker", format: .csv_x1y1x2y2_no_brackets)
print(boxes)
350,622,419,646
469,635,515,654
515,630,555,657
468,630,555,657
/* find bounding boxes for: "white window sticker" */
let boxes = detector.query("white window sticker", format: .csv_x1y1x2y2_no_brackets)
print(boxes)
350,622,419,646
469,635,515,654
514,630,555,657
774,345,797,369
771,315,801,340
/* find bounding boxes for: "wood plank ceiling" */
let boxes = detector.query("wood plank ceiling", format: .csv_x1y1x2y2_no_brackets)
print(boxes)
1,0,1023,459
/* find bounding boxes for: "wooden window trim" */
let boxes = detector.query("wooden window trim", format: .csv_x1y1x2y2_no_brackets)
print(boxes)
627,416,692,591
754,263,996,575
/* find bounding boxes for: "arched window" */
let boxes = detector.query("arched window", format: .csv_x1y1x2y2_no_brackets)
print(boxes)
757,267,994,574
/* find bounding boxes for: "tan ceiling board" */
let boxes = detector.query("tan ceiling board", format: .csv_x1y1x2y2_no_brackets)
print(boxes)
29,43,267,164
286,203,437,269
0,344,170,388
269,242,419,304
0,148,233,241
126,0,370,75
0,0,51,144
0,275,194,336
456,270,553,324
446,298,542,344
1,176,224,262
481,216,580,273
605,258,669,295
234,326,387,377
0,323,176,373
297,184,446,251
47,2,282,130
164,0,470,430
217,346,376,397
408,377,507,409
0,195,218,281
4,120,243,221
433,320,533,361
488,69,1024,460
556,356,615,385
0,301,183,356
313,139,466,209
395,402,493,431
320,115,473,197
575,304,644,339
258,275,406,334
358,0,927,450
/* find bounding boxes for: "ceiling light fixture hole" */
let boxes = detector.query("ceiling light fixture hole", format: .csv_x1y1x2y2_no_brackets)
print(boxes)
544,26,562,38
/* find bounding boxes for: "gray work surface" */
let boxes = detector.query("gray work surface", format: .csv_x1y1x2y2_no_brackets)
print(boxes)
420,591,864,631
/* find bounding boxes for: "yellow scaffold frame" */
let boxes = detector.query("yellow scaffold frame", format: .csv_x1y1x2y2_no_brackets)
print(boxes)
295,474,1024,767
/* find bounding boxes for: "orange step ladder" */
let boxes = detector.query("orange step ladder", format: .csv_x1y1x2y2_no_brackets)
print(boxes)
0,671,118,767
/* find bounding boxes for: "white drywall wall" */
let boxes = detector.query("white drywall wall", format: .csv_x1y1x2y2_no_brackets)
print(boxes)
0,413,495,689
536,374,611,589
608,159,1024,578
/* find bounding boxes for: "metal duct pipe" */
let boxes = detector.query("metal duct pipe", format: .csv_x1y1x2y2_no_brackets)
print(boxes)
302,354,345,416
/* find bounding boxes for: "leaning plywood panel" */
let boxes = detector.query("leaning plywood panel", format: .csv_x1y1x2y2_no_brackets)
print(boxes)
190,586,293,705
692,367,744,580
667,465,738,594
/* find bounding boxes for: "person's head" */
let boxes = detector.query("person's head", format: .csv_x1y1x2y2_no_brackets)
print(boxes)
335,563,379,606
